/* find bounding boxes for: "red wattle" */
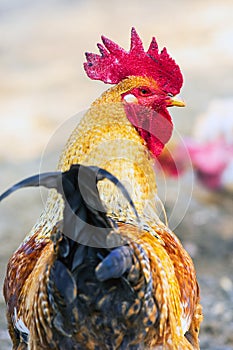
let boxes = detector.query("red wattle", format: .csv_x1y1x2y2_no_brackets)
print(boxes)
124,104,173,158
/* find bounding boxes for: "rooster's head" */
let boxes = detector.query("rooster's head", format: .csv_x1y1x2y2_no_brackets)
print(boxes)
84,28,185,157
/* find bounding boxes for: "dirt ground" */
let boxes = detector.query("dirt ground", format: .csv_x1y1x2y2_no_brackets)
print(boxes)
0,1,233,349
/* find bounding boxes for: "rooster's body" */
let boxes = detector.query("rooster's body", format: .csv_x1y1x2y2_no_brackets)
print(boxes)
2,28,202,349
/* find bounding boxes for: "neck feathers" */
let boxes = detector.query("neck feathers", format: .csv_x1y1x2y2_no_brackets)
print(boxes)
58,100,158,216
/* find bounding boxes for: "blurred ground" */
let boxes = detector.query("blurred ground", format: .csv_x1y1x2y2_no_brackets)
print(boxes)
0,0,233,349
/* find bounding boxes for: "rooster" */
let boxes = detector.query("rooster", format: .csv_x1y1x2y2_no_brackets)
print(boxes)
1,28,202,349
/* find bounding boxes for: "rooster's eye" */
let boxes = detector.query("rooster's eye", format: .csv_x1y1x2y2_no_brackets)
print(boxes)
167,93,174,97
138,88,152,96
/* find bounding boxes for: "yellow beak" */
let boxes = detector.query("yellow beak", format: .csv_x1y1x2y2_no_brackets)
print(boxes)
167,97,185,107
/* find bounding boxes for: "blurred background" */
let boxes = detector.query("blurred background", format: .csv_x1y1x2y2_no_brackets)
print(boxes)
0,0,232,349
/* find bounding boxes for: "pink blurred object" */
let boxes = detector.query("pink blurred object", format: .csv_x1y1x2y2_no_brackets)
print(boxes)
189,98,233,191
186,138,233,190
158,98,233,192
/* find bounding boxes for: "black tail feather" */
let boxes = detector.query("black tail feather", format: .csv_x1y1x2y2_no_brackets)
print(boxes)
0,164,139,247
0,172,60,202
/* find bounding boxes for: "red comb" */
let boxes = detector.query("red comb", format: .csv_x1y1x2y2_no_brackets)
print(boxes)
84,28,183,95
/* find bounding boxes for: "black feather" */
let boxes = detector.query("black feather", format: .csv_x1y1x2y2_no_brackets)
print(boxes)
0,172,59,202
0,164,139,247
